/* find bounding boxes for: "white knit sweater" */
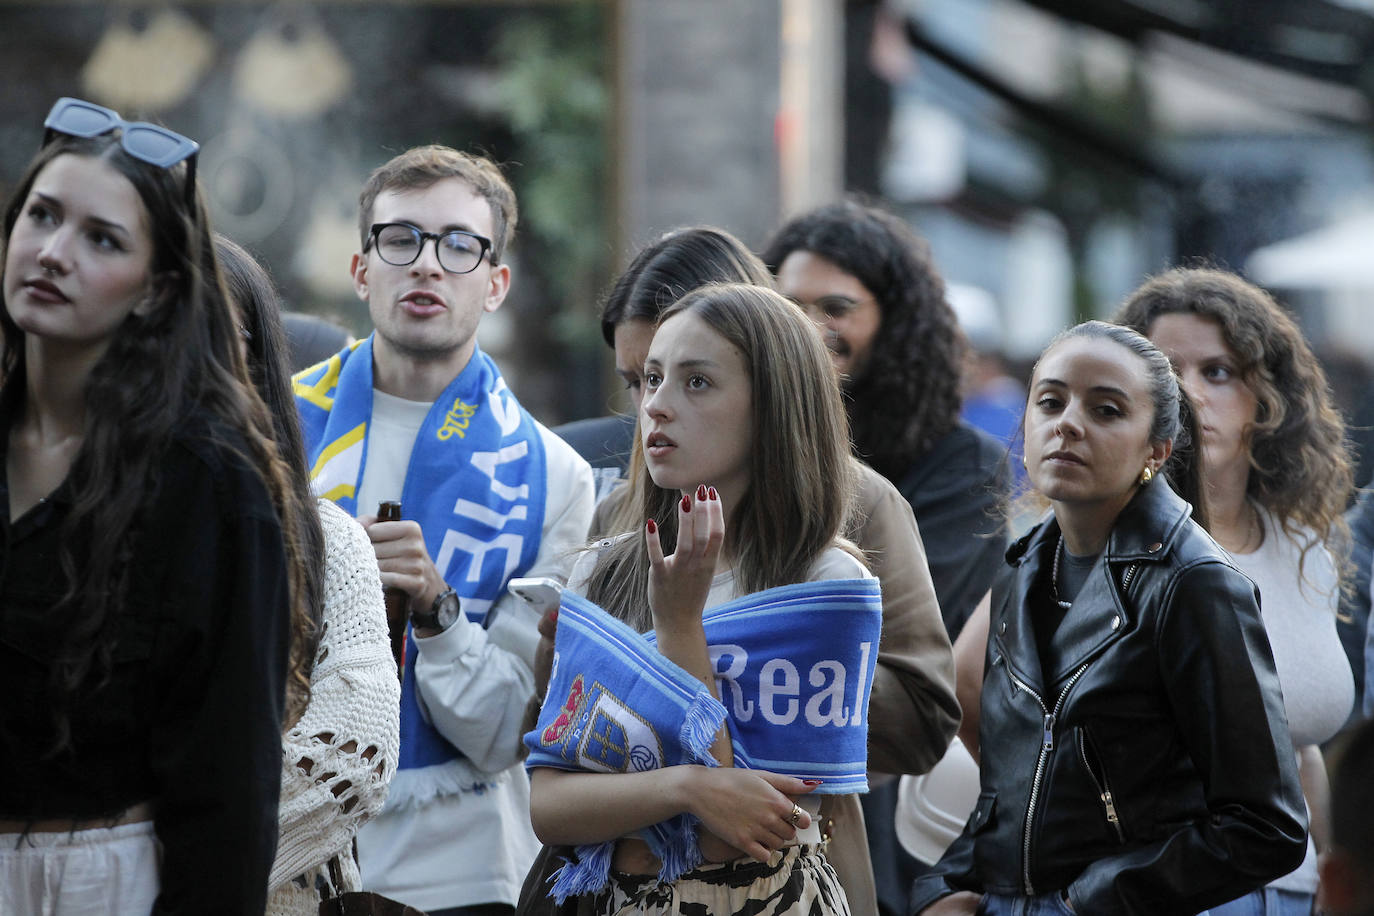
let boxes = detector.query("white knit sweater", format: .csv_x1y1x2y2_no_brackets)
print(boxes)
267,500,401,915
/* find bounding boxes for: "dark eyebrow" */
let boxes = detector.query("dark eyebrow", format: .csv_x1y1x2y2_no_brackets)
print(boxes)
33,192,133,239
1036,377,1132,400
788,293,858,305
387,218,482,236
86,215,133,237
642,357,723,372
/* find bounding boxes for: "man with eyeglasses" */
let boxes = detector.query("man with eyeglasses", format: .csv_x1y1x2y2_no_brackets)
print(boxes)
293,145,594,915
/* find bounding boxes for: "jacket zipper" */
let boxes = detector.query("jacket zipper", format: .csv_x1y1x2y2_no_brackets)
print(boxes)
1076,730,1126,842
1120,561,1140,592
1006,663,1089,895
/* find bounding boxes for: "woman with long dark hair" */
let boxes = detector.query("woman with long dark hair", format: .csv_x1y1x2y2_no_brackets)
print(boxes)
0,98,298,912
217,236,401,916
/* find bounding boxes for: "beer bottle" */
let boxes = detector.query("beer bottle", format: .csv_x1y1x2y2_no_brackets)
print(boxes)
378,500,408,675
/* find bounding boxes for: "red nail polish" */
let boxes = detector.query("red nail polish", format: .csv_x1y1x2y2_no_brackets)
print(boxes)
802,779,823,786
697,484,707,501
646,518,657,535
681,495,691,512
708,487,718,501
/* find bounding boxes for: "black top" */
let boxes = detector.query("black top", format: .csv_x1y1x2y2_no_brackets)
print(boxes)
551,413,636,471
1339,487,1374,719
893,419,1010,638
0,407,290,915
1035,545,1097,666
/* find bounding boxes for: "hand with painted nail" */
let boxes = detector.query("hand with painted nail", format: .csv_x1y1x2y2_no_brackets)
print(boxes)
645,484,725,634
689,767,819,863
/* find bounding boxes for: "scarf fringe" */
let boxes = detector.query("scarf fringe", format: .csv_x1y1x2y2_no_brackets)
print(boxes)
546,812,708,903
681,693,727,767
651,815,705,885
382,758,505,813
551,841,614,903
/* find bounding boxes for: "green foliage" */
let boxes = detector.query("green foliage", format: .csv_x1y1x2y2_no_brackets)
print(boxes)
492,5,610,347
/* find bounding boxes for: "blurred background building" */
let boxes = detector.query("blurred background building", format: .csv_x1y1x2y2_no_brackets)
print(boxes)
3,0,1373,480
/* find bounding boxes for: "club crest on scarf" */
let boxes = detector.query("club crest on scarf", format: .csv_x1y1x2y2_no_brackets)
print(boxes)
540,673,665,774
524,579,882,899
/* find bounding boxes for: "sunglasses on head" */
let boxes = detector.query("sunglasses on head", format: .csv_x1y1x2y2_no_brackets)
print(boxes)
42,97,200,207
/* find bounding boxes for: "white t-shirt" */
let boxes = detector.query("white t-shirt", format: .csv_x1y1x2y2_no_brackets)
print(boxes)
354,391,595,912
1227,506,1353,896
355,390,429,517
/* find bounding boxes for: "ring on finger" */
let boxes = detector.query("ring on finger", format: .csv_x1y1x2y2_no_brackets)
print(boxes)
789,803,802,826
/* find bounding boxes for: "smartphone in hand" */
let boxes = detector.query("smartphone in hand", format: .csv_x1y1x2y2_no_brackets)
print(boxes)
507,576,564,616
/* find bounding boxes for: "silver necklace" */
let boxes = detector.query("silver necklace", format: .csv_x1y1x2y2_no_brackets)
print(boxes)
1051,534,1072,610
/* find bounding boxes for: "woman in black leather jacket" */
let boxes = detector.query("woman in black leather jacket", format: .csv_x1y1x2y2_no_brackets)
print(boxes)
912,321,1307,916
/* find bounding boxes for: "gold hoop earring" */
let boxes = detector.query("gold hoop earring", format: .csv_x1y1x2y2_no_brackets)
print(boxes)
1139,466,1154,485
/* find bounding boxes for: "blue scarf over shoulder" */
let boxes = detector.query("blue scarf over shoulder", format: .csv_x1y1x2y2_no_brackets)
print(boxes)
295,336,547,791
524,576,881,900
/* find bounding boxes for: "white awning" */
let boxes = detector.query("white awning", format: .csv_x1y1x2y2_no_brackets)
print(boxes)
1245,210,1374,289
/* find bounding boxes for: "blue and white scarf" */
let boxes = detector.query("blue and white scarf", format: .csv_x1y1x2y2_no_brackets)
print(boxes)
524,576,882,900
295,335,547,798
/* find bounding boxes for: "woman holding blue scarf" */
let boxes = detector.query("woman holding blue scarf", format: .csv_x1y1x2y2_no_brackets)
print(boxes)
0,100,296,912
912,322,1306,915
527,283,873,915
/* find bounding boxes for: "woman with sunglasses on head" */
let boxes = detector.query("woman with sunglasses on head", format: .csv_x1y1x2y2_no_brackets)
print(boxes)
217,236,401,916
0,99,298,913
1116,268,1355,916
912,321,1306,915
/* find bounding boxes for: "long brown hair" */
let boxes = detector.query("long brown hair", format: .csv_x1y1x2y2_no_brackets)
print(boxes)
583,283,857,631
216,235,324,727
598,226,778,537
1115,268,1352,574
1,132,307,752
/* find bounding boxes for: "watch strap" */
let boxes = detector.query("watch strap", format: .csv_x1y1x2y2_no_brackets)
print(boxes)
412,587,459,631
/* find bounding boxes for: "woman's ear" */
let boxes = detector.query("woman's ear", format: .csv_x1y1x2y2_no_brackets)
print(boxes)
1147,437,1173,474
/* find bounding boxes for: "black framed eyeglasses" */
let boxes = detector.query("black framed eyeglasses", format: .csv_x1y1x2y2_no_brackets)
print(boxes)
42,97,200,207
365,222,493,275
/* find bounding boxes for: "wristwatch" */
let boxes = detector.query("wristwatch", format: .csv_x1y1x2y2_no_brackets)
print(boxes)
411,588,461,632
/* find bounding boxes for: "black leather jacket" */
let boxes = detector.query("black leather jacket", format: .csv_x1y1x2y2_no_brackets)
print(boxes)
911,479,1307,915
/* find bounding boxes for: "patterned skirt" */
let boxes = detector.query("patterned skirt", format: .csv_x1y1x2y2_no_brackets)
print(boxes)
591,845,850,916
